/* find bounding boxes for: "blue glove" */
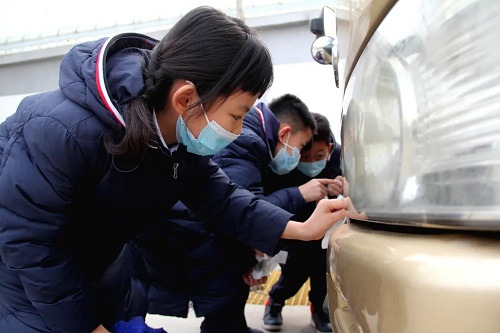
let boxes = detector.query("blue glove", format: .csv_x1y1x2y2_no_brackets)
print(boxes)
113,316,168,333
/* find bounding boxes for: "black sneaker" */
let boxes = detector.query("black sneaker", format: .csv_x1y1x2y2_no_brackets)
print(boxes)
311,310,332,333
262,297,283,331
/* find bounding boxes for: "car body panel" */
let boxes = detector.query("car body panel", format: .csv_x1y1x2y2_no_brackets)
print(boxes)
344,0,395,83
327,222,500,333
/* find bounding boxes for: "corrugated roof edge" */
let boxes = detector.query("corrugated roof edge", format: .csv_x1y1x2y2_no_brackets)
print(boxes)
0,3,342,59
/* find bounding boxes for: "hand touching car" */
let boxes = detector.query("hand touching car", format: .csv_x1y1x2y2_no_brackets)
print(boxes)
298,178,336,202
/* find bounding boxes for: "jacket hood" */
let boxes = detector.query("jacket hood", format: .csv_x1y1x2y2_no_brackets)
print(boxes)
248,101,281,157
59,33,158,129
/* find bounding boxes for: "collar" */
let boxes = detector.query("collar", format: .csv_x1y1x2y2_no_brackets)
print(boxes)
153,110,179,152
95,33,157,127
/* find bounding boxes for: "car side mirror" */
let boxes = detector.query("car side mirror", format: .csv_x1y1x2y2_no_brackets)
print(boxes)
310,6,340,88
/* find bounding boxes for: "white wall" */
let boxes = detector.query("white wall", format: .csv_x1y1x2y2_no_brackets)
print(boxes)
263,60,345,143
0,93,32,122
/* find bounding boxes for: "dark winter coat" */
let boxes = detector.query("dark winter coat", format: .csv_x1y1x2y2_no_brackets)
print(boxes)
214,102,306,210
128,102,308,318
267,132,342,221
0,33,292,333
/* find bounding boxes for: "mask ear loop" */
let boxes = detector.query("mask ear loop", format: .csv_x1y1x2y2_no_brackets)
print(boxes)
285,131,291,145
282,131,293,150
202,109,210,125
185,80,209,125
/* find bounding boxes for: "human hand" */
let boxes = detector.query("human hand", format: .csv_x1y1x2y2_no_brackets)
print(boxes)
243,270,268,287
254,249,265,258
326,175,343,197
344,196,367,220
300,198,347,241
298,178,336,202
342,177,350,197
92,324,111,333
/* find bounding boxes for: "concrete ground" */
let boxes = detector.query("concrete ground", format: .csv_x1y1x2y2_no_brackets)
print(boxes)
146,304,318,333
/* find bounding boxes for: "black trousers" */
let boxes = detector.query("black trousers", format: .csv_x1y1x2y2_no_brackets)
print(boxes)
268,240,327,311
200,278,251,333
97,244,149,330
112,242,254,333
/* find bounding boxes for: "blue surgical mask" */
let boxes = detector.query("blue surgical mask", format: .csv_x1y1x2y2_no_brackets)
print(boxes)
176,108,239,156
297,158,327,177
269,133,301,175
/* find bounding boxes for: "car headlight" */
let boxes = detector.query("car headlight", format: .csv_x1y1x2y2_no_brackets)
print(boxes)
342,0,500,230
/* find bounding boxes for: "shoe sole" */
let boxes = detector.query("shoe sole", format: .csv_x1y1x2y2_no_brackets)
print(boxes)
262,324,282,332
310,319,332,333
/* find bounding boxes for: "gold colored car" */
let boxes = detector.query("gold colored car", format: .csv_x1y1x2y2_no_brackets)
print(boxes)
310,1,500,332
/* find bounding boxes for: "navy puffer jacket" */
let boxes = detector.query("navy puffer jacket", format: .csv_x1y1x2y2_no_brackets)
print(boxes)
214,103,306,211
128,103,309,318
0,33,292,333
266,132,342,222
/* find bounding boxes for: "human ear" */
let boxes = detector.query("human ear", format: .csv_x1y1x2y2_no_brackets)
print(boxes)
328,142,334,154
171,82,198,116
278,125,292,143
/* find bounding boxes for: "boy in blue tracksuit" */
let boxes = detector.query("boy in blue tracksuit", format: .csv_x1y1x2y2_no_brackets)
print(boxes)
263,113,342,333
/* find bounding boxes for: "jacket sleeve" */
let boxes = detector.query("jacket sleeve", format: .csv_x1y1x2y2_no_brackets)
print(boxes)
0,114,100,333
179,157,292,256
213,132,306,213
263,186,305,214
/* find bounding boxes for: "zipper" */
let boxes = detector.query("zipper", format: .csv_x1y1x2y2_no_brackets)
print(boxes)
172,163,179,179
